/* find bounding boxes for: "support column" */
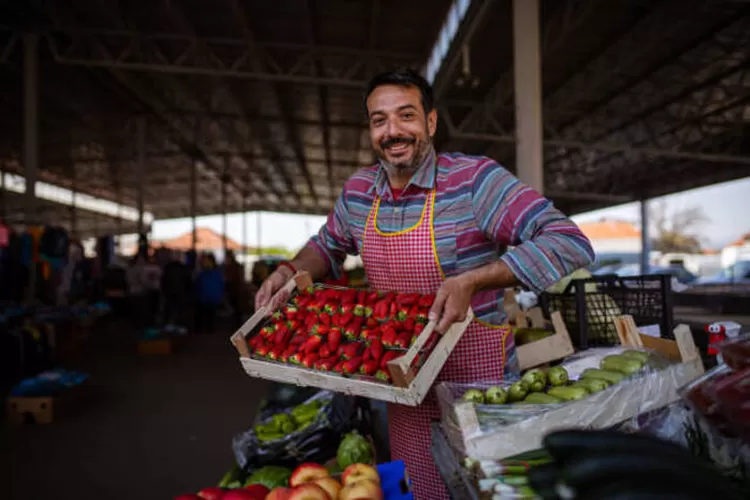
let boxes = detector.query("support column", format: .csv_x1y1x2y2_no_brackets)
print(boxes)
24,33,39,304
256,212,262,256
513,0,544,193
221,158,229,258
71,163,78,238
191,159,198,254
242,189,248,277
136,117,146,235
640,199,650,274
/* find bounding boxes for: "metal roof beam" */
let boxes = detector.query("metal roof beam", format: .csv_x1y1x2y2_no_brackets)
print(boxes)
23,25,420,87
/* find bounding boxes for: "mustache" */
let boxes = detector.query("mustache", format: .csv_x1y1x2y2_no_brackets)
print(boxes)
380,137,416,149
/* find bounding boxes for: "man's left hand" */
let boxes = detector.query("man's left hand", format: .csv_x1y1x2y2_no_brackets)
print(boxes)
429,274,476,334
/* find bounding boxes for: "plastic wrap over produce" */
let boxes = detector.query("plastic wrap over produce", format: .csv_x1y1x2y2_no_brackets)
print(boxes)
232,391,371,471
437,347,704,459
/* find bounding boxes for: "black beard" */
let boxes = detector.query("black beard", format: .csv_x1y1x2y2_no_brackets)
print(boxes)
378,138,429,174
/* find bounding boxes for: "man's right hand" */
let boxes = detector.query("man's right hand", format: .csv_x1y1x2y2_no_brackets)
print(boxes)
254,265,295,312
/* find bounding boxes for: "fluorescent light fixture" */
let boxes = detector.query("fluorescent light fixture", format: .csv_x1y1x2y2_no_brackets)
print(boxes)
1,172,154,224
424,0,472,84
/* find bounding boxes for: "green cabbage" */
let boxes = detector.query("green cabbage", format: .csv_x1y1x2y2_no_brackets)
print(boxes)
336,430,374,469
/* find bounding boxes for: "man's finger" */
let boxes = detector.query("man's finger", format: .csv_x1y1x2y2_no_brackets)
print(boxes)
428,288,448,323
436,308,457,334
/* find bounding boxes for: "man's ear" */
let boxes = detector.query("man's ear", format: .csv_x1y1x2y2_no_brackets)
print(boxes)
427,108,438,138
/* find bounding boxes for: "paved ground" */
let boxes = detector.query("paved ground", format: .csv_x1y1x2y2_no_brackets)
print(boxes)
3,320,268,500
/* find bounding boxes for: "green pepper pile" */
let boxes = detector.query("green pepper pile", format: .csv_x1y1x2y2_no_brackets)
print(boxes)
254,399,324,442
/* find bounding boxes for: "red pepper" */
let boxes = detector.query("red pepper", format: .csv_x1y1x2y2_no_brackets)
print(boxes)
360,359,379,376
302,352,319,368
316,357,338,371
267,345,285,361
342,356,363,374
379,351,401,371
290,335,306,346
318,345,331,358
418,294,435,308
360,327,381,345
273,325,291,346
301,335,322,354
341,342,362,360
375,370,392,383
280,344,298,363
255,343,271,357
394,332,411,349
370,338,384,362
396,293,419,306
282,305,299,319
372,300,391,321
381,325,398,347
342,289,357,304
328,328,342,351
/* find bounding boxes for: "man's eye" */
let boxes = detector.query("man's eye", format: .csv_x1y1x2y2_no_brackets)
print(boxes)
372,118,385,127
402,113,414,120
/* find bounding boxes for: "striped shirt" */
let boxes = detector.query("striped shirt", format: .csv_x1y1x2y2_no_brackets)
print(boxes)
307,147,595,326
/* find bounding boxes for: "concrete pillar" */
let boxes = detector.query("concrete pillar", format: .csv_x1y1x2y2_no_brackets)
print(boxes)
23,33,39,303
256,211,262,256
191,160,198,253
640,199,650,274
221,158,228,258
136,117,146,235
513,0,544,193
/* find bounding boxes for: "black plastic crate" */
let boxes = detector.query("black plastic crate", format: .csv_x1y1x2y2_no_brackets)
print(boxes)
539,274,674,348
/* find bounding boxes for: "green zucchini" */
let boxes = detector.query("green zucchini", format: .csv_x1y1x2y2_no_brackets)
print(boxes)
572,378,609,393
620,350,650,363
581,368,625,385
523,392,564,404
601,355,644,375
547,385,589,401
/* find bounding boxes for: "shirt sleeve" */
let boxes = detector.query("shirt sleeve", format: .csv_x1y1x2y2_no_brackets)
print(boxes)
304,185,358,279
472,159,595,292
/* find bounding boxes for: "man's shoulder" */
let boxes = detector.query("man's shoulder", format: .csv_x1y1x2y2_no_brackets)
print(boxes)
437,152,508,181
341,164,379,193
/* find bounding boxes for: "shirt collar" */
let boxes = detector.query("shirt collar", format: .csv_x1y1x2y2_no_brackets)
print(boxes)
370,146,437,197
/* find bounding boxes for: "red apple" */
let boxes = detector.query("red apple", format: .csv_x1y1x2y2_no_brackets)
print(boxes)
265,487,292,500
288,483,330,500
221,489,261,500
174,495,202,500
341,463,380,486
338,479,383,500
243,484,270,499
289,462,330,487
198,487,226,500
313,477,342,499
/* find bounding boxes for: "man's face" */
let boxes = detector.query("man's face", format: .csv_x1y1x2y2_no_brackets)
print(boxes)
366,84,437,176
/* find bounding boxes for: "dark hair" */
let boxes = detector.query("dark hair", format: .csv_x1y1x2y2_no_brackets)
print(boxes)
364,68,435,117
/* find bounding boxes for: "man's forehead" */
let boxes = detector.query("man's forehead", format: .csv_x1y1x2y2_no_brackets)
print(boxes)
367,85,422,114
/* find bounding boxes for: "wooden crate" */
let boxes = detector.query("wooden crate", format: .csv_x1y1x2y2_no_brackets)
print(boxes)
504,290,575,370
445,317,705,459
137,338,173,356
230,272,472,406
6,383,88,425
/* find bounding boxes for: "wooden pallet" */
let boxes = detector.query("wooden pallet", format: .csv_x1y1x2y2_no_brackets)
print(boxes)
230,272,471,406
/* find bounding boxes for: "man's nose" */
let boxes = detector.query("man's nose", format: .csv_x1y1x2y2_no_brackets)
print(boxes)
384,118,401,138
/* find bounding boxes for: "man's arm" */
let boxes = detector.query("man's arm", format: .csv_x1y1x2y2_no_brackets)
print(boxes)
471,159,595,292
430,160,594,332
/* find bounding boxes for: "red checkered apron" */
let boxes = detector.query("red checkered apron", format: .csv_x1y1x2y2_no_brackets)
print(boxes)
361,189,511,499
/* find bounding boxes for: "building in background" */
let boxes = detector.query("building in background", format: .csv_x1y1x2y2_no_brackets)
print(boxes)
577,219,642,267
721,232,750,268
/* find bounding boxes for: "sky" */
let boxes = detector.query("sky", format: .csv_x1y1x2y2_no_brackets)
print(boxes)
151,176,750,252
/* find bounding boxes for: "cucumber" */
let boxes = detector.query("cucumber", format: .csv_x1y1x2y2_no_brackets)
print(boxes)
572,378,609,393
601,355,644,375
581,368,625,385
620,350,650,363
547,385,588,401
523,392,564,404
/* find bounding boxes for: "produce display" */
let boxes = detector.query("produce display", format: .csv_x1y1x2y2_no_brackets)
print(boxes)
459,350,653,408
682,360,750,444
246,286,438,384
177,462,384,500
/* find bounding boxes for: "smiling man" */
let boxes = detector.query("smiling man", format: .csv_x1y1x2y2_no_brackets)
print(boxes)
256,68,594,499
